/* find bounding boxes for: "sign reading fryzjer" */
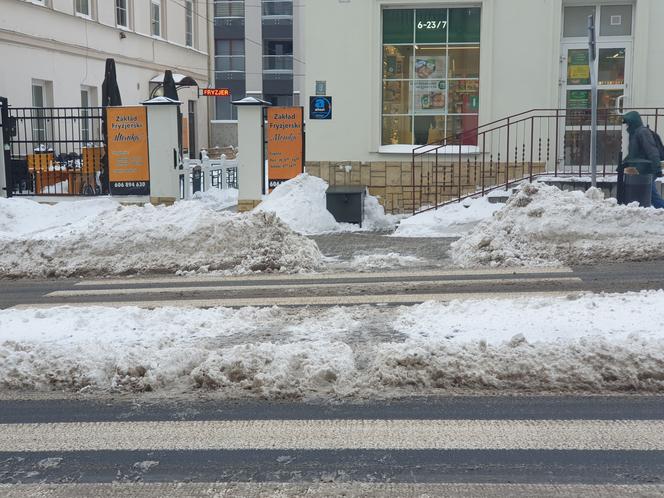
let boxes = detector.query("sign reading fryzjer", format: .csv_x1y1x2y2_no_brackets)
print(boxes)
266,106,304,191
106,106,150,196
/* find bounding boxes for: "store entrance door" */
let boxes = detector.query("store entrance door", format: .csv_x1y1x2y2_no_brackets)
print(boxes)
560,42,631,170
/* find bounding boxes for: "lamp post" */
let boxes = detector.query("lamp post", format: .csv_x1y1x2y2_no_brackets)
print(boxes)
149,76,199,99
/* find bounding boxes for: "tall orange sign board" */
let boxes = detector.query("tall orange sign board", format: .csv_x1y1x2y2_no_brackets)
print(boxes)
106,106,150,195
266,107,304,191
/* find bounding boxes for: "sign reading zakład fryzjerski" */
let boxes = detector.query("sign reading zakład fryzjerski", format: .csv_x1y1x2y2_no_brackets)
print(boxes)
266,107,304,191
106,106,150,196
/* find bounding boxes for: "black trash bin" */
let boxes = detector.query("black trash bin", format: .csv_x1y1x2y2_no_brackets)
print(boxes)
623,174,652,207
619,159,653,207
326,186,365,226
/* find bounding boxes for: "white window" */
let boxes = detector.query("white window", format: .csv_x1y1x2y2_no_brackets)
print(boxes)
31,80,52,144
151,0,161,37
116,0,128,28
185,0,194,47
75,0,90,17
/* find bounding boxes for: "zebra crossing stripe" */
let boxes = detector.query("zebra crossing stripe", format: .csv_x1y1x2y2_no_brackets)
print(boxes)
0,419,662,452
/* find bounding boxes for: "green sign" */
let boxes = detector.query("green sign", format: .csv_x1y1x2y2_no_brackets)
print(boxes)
567,90,590,109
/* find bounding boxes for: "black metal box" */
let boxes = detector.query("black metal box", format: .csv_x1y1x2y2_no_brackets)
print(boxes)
326,186,365,226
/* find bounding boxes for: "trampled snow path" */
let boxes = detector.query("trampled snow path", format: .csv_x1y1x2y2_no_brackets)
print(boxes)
394,196,504,238
452,183,664,267
1,291,663,397
0,194,322,278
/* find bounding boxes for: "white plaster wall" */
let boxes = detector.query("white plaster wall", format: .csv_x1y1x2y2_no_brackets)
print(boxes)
145,103,180,199
303,0,660,163
0,0,210,147
236,105,264,201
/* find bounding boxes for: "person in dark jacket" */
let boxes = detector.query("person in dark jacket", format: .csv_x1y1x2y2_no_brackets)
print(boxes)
622,111,664,208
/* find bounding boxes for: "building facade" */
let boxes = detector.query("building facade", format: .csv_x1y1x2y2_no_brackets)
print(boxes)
210,0,303,148
302,0,664,212
0,0,211,152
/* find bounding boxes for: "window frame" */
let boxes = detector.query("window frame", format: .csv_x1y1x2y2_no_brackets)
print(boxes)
116,0,129,28
185,0,194,47
151,0,162,37
381,7,481,148
74,0,92,18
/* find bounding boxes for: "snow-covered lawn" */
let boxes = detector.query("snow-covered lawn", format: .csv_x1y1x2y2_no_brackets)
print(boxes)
2,291,663,397
255,174,398,235
394,196,503,238
0,191,322,278
452,183,664,267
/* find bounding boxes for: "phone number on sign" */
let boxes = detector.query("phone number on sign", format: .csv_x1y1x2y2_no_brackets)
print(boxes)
113,182,147,188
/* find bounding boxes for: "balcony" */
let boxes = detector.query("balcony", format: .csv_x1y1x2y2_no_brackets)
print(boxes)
263,55,293,73
262,0,292,25
215,55,246,80
214,0,244,18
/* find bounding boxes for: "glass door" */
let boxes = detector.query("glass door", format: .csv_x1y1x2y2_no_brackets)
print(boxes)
561,43,631,170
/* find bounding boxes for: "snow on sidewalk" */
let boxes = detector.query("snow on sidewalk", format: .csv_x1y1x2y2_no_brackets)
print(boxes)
394,196,504,238
2,291,663,396
254,174,398,234
452,183,664,267
0,193,322,278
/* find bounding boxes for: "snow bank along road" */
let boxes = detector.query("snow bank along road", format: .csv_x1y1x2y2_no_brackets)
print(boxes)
2,265,664,397
1,396,663,497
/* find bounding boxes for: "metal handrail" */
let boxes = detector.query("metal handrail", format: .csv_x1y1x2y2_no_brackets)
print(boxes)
410,106,664,214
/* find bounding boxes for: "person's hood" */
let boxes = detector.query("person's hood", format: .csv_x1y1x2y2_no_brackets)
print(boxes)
623,111,644,133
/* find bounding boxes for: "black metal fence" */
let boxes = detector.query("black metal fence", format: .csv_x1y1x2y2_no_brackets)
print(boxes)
2,102,106,196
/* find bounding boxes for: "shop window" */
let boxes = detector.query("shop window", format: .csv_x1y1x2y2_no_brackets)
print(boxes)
381,7,481,146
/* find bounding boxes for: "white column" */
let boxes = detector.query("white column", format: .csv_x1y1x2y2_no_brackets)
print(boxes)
234,98,267,211
143,100,181,204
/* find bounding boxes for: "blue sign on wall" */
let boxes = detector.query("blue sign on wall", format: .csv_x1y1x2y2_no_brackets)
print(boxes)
309,96,332,120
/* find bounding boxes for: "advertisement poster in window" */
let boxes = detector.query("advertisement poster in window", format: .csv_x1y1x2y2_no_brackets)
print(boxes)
106,106,150,196
414,80,446,113
267,106,304,191
568,50,590,85
415,56,445,79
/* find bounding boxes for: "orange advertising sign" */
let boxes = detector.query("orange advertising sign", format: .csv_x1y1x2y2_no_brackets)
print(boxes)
106,106,150,195
182,116,190,154
202,88,231,97
267,106,304,191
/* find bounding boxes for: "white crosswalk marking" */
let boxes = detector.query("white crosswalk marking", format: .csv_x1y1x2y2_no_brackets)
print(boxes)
0,419,662,452
46,277,582,298
16,290,579,309
71,267,575,287
2,483,663,498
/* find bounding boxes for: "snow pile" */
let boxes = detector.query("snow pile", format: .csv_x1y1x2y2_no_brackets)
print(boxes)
0,196,322,278
395,196,504,237
191,187,238,211
0,197,119,236
452,183,664,267
255,174,397,234
2,291,664,396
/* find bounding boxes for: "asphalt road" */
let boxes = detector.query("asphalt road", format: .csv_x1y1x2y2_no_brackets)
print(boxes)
2,261,664,309
0,396,663,496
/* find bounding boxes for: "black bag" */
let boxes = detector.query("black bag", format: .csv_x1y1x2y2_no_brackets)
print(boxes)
646,125,664,161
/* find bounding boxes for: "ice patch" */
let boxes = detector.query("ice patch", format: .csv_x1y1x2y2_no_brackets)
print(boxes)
0,196,322,278
451,183,664,267
349,253,424,271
